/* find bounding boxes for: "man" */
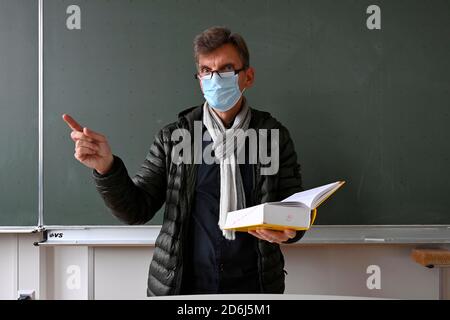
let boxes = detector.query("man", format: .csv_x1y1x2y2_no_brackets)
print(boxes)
63,26,305,296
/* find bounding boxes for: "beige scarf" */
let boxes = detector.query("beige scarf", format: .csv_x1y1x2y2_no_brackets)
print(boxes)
202,99,252,240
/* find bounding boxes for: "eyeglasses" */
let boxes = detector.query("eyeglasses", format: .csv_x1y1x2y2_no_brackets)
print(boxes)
194,67,246,80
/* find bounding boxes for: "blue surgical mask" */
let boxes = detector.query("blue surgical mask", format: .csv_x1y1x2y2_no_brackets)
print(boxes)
201,72,245,112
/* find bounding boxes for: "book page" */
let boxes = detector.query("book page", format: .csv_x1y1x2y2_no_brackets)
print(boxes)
274,201,310,208
281,181,341,208
312,182,345,208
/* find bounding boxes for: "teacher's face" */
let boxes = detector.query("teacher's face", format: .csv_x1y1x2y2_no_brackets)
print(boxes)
196,43,255,94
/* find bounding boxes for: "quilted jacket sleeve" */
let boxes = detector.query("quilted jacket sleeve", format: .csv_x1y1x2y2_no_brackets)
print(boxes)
92,130,167,225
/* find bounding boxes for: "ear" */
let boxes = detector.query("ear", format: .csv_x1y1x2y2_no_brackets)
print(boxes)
244,67,255,88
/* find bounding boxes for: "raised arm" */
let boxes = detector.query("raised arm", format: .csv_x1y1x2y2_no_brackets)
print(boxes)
63,114,166,225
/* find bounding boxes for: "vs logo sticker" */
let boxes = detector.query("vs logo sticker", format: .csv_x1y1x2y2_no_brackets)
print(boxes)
49,232,64,238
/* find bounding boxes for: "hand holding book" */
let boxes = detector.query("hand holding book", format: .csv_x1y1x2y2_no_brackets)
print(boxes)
248,228,297,244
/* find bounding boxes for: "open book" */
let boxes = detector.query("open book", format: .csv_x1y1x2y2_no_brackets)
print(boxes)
223,181,346,232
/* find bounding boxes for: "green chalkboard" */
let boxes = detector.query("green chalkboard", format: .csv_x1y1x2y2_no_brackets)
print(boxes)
40,0,450,225
0,0,38,226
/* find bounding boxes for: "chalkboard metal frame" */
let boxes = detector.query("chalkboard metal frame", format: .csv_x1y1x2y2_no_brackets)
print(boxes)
4,1,449,245
38,0,44,227
0,0,45,231
36,225,450,246
0,227,39,234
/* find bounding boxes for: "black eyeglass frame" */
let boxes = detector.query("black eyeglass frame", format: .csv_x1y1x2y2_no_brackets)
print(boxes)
194,67,247,80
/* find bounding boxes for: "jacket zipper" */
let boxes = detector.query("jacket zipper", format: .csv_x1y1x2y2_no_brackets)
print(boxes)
253,162,265,292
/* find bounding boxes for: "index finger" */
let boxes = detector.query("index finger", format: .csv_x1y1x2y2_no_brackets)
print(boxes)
62,114,83,132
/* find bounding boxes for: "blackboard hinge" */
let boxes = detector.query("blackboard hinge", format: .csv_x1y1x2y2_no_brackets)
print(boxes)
33,226,47,246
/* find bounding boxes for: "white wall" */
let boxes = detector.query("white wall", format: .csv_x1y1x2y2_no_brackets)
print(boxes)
0,233,448,300
0,233,44,300
283,245,440,299
0,234,17,300
93,247,151,300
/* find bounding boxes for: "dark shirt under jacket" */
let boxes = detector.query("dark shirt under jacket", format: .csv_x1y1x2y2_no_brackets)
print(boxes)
181,127,261,294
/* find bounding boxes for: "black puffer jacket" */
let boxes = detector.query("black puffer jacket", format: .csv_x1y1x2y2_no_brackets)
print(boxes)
92,104,305,296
